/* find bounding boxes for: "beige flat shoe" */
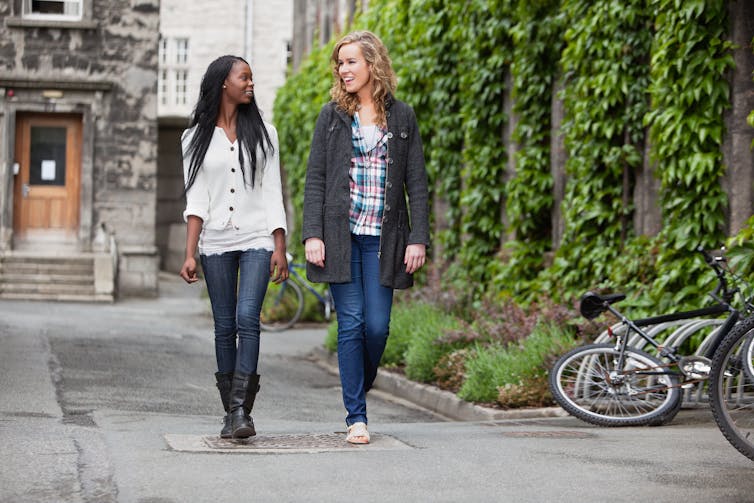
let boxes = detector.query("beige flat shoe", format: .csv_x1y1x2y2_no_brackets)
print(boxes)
346,422,370,444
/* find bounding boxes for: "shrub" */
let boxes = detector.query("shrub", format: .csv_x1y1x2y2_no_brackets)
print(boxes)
378,305,416,367
434,348,469,392
438,294,591,347
402,304,461,382
324,319,337,353
458,322,578,406
497,374,552,408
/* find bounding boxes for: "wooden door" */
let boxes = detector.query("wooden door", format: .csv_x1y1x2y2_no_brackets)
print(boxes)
13,113,82,240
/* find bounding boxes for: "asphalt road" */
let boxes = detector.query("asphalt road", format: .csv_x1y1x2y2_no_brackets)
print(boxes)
1,273,753,503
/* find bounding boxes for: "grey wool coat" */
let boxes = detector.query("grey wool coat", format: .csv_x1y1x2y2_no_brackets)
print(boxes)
302,96,430,289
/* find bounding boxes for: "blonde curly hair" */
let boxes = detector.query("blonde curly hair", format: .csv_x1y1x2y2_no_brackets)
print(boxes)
330,31,397,128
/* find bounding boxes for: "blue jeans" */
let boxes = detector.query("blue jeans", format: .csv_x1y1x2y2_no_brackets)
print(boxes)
329,234,394,426
201,249,271,375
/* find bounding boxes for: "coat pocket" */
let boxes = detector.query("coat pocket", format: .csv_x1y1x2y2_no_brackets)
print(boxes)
389,210,412,289
322,204,351,279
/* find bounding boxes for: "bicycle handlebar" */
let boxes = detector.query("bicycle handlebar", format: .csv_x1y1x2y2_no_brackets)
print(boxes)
696,246,736,305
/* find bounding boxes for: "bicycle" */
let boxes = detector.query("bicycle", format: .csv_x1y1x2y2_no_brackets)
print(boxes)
260,253,335,332
708,299,754,461
549,247,753,427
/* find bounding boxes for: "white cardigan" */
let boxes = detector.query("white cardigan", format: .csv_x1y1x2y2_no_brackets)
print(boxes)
182,123,287,254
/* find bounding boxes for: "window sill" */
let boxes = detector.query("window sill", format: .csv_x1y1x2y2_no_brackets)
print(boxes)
5,16,98,30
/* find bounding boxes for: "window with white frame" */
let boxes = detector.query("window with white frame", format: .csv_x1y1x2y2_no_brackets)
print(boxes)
158,37,191,112
175,70,188,106
176,39,189,65
159,39,169,66
159,70,169,107
23,0,83,20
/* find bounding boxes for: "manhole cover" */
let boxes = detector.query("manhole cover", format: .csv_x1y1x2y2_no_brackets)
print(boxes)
501,430,595,439
165,432,413,453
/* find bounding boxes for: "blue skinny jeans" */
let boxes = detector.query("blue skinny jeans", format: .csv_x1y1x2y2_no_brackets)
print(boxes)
200,248,271,375
329,234,394,426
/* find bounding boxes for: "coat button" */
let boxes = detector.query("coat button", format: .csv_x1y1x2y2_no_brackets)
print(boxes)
388,158,394,164
387,132,393,139
229,206,234,211
230,188,235,193
231,168,236,172
400,131,408,139
230,146,235,151
385,204,391,211
386,111,391,118
386,181,392,188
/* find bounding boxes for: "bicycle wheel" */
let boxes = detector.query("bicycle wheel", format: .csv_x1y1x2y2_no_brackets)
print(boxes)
709,315,754,461
743,329,754,383
260,280,303,332
549,343,683,427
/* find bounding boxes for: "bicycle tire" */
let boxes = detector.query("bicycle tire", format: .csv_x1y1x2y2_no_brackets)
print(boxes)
743,330,754,383
708,315,754,461
260,279,304,332
549,343,683,427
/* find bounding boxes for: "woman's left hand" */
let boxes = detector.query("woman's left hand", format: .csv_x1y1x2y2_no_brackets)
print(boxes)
270,249,289,284
404,244,426,274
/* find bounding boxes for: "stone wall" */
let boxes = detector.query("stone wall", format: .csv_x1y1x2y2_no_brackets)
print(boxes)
0,0,161,297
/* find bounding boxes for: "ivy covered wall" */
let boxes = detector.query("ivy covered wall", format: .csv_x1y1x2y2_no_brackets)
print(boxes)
274,0,754,311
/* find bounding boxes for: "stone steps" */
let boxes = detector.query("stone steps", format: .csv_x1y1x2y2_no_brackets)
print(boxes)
0,253,114,303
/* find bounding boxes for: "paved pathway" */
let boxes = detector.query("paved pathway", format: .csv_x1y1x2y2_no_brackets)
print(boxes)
1,272,753,502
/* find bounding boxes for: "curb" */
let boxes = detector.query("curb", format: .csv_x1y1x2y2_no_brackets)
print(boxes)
309,346,568,422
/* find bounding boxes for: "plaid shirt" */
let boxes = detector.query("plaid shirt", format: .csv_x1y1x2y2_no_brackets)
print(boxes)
349,113,388,236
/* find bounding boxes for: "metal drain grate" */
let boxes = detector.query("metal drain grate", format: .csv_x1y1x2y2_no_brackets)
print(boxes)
165,432,413,454
501,430,595,439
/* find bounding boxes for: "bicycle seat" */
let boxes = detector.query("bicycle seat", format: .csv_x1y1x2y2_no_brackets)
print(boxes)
579,291,626,319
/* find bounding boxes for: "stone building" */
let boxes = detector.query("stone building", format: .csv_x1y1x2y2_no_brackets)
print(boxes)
157,0,293,272
0,0,294,300
0,0,161,301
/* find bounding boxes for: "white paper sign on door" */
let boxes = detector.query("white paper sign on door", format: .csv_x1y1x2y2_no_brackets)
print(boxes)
41,160,56,181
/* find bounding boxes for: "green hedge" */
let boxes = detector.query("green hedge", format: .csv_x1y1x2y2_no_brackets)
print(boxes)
458,322,578,404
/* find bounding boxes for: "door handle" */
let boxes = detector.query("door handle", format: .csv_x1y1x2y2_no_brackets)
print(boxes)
22,183,30,198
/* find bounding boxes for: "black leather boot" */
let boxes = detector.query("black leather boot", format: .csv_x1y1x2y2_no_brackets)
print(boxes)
214,372,233,438
229,373,260,438
244,373,261,418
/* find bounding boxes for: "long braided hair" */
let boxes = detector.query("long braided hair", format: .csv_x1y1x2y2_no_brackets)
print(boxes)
183,55,273,191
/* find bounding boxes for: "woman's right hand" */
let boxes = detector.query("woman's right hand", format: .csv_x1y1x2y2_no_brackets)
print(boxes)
179,256,199,284
305,238,326,268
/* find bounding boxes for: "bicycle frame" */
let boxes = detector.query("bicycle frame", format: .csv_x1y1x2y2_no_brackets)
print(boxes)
288,265,329,307
603,301,739,380
260,260,335,331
